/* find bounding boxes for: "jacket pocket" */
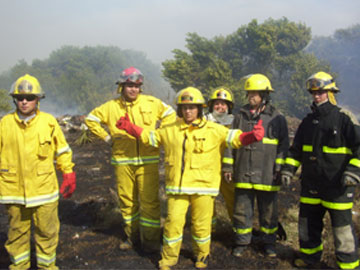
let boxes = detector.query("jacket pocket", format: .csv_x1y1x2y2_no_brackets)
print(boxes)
37,164,54,176
190,155,216,183
324,126,342,148
38,133,52,158
36,164,56,192
140,105,153,126
193,135,206,153
0,165,17,183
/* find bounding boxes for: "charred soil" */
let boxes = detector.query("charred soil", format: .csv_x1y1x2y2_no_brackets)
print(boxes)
0,119,359,269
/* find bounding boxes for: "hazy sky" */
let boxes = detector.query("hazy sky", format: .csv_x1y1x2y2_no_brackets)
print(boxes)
1,0,359,73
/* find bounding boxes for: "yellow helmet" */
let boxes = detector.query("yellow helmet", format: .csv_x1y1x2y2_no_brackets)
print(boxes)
306,71,339,92
208,87,234,113
10,74,44,98
243,73,274,92
176,87,205,105
209,87,234,103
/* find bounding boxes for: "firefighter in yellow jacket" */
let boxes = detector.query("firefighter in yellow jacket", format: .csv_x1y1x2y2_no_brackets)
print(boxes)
115,87,264,270
85,67,176,252
0,74,76,270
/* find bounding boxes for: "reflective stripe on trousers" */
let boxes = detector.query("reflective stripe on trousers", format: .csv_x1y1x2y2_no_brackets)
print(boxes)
5,201,59,270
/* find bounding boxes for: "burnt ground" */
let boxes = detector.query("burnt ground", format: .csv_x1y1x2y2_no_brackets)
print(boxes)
0,126,359,270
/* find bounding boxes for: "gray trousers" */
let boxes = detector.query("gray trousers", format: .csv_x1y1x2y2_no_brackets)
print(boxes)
233,188,278,246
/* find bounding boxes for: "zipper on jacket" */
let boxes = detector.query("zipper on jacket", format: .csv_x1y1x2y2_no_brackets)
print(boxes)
179,133,188,189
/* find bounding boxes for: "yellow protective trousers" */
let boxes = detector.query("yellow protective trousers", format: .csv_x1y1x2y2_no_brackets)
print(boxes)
5,201,59,270
114,164,161,250
213,177,235,226
219,177,235,220
159,195,214,268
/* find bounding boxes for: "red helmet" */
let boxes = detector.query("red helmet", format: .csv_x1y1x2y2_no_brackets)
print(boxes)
116,67,144,85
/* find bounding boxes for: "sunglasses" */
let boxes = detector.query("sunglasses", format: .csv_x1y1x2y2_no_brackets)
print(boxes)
309,90,327,95
15,95,37,101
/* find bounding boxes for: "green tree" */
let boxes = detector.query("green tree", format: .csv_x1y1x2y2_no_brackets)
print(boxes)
0,89,12,115
163,18,329,118
0,46,175,115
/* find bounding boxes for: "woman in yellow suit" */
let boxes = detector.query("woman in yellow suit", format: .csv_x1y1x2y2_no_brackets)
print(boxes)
116,87,264,270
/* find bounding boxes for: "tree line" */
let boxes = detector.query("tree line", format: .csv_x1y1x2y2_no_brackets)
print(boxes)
0,18,359,119
0,46,175,116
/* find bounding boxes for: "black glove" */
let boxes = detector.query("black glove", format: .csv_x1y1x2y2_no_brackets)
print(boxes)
341,174,360,187
280,171,293,187
273,171,281,185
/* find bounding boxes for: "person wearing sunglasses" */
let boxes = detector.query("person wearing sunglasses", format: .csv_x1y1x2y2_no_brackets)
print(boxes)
281,71,360,269
0,74,76,269
85,67,176,254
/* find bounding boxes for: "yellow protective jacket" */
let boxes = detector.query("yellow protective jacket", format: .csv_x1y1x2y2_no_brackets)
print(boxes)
85,94,176,165
0,110,74,207
140,118,243,196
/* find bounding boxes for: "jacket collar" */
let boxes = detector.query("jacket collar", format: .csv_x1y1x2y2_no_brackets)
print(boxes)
117,94,142,106
179,117,207,130
311,101,335,116
14,109,39,126
240,103,275,119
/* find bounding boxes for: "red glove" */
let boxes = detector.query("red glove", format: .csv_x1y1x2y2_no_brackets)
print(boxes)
116,113,143,138
239,120,264,146
60,172,76,198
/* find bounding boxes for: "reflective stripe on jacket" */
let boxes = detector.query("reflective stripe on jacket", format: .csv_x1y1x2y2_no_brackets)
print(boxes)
85,94,176,165
283,102,360,195
0,110,74,207
223,104,289,191
140,117,243,196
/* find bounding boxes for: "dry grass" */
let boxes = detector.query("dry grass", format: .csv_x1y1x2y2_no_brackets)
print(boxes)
75,129,97,146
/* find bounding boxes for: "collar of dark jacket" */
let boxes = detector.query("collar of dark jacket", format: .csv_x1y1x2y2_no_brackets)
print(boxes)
240,104,275,119
311,101,335,116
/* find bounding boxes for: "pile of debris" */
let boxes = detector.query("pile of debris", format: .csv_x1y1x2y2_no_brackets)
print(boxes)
57,115,88,133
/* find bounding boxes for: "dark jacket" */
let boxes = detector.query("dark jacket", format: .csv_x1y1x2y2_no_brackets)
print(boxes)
282,101,360,197
223,104,289,191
